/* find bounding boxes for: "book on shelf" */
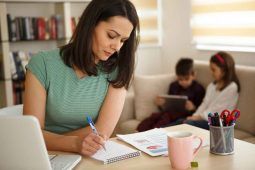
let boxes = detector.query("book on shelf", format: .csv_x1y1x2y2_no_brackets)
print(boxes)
14,17,20,41
49,16,57,40
71,17,76,34
37,17,46,40
7,14,14,41
9,51,34,105
11,52,25,81
55,14,64,40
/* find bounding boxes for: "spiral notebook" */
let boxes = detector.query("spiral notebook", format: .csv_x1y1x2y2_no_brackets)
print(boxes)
91,141,141,164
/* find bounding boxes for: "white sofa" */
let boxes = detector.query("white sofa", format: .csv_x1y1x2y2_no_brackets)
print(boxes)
115,61,255,144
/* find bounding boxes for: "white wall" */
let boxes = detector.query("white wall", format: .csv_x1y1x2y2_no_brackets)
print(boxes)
135,46,162,75
161,0,194,74
159,0,255,75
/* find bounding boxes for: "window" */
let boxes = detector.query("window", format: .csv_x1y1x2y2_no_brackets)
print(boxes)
131,0,161,46
191,0,255,52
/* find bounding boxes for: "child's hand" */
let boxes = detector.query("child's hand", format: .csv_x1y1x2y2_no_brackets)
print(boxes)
154,96,166,106
185,115,202,121
185,100,196,111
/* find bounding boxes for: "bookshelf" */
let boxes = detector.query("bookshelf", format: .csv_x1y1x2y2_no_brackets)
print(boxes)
0,0,90,108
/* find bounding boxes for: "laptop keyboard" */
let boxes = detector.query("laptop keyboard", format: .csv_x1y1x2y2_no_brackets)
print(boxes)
49,154,81,170
51,162,71,170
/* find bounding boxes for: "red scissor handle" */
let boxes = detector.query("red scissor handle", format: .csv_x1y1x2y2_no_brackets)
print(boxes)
231,109,240,120
220,109,241,126
220,109,230,119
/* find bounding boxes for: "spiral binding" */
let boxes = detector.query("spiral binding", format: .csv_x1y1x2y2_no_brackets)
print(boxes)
105,151,141,164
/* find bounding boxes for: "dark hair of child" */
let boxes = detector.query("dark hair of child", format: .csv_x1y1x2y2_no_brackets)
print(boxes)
210,51,240,92
175,58,194,76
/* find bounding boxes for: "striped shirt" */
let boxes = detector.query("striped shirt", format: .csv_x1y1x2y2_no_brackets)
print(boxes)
26,49,116,134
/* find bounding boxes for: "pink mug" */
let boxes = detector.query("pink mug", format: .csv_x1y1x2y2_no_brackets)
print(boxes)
167,131,203,169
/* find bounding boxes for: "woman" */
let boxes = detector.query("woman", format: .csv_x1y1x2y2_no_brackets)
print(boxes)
23,0,139,156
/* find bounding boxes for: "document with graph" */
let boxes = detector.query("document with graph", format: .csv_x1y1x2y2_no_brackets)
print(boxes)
117,128,169,156
117,128,209,157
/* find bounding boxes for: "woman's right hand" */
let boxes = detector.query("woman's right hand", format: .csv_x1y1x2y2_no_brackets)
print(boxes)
154,96,166,106
79,133,106,156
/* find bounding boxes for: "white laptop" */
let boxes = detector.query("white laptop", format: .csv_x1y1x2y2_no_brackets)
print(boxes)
0,115,82,170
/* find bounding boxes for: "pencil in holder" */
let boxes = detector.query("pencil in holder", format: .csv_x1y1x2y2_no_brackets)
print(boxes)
209,124,234,155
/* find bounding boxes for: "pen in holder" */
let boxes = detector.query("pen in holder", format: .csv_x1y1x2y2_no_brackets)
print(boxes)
209,123,235,155
219,117,227,152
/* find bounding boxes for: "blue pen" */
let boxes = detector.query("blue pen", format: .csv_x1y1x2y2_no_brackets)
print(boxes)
219,116,227,152
85,113,106,151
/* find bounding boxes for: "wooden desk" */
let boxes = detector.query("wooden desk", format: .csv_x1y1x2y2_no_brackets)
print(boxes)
73,124,255,170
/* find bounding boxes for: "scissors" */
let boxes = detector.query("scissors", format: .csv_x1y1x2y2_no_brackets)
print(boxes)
220,109,240,126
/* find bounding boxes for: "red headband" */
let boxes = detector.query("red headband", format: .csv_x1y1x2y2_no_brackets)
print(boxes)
215,54,225,65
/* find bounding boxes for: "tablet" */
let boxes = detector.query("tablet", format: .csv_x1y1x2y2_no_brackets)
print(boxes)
159,94,188,113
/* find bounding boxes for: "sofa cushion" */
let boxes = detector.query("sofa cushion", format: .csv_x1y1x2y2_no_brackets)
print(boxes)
134,74,175,121
119,119,141,134
234,65,255,136
118,93,135,124
234,129,253,139
194,61,212,88
242,137,255,144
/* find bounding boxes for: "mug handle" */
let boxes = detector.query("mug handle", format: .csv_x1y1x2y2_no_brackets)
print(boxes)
193,136,203,158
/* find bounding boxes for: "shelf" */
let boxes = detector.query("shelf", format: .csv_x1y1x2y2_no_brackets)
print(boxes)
1,38,70,43
0,78,12,81
0,0,89,107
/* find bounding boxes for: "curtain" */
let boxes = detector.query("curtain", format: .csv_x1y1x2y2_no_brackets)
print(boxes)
131,0,160,45
191,0,255,52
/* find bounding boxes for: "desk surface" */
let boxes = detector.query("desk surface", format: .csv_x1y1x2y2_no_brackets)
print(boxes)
71,124,255,170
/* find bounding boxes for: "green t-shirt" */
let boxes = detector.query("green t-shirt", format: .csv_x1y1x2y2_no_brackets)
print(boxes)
26,49,116,134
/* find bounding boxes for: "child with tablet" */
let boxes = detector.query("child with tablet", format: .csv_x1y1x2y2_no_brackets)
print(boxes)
137,58,205,132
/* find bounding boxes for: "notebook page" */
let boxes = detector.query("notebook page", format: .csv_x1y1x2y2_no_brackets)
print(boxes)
117,128,168,156
91,140,140,164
